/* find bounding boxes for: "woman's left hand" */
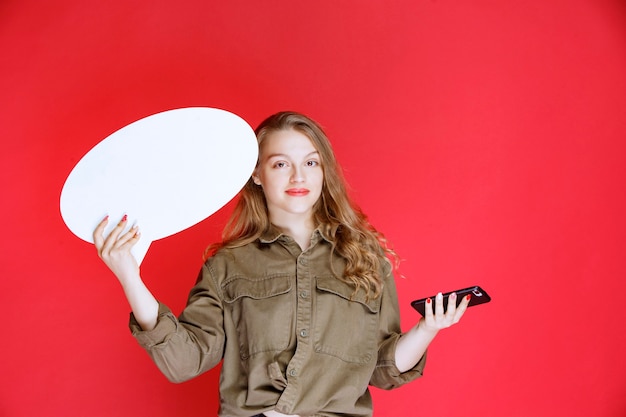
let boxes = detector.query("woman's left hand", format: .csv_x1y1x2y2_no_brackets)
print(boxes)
419,291,470,333
395,291,471,372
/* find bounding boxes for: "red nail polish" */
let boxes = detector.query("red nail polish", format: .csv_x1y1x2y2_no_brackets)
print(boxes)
122,214,128,222
466,294,471,301
103,215,109,221
426,298,431,304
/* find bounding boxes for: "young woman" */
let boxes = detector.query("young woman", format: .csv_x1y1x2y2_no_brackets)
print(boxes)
94,111,470,417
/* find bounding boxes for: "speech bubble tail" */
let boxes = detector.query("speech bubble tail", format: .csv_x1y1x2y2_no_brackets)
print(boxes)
131,237,152,266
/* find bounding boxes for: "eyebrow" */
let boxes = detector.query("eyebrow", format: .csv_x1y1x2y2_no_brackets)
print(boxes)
264,151,320,160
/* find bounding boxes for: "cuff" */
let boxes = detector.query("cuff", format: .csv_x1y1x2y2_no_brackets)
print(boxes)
371,334,427,389
129,302,178,347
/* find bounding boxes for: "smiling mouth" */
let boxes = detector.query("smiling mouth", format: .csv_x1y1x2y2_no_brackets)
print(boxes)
286,189,310,196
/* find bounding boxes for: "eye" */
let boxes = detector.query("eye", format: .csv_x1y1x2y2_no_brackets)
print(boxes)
306,160,320,167
273,161,288,168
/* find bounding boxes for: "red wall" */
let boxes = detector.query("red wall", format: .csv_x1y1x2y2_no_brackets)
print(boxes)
2,1,626,416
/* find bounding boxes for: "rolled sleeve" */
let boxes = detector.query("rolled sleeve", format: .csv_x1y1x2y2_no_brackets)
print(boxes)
370,333,426,389
127,265,226,383
369,274,426,389
129,302,178,347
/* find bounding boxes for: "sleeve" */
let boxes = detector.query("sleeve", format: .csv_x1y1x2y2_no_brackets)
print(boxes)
369,272,427,389
129,262,226,383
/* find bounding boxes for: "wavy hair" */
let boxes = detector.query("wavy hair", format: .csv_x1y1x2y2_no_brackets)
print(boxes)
206,111,397,299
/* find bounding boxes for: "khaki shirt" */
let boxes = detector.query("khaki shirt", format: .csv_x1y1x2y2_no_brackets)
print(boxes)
130,228,425,417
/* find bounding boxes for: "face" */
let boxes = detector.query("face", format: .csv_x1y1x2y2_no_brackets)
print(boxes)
253,129,324,226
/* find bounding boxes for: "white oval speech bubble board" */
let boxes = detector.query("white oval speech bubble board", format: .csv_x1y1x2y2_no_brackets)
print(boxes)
60,107,258,264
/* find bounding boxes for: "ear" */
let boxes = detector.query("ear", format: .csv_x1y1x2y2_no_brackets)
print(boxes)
252,172,261,185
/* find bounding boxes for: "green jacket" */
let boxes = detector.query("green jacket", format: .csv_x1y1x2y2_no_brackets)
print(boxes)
130,228,425,417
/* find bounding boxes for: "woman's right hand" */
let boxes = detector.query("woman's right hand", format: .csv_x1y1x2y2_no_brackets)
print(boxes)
93,214,158,330
93,215,141,283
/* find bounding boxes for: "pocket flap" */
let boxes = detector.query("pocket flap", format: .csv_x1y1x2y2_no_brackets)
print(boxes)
222,274,292,303
315,275,380,313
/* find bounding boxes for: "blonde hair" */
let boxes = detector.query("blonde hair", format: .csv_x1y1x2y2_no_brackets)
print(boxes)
206,111,396,299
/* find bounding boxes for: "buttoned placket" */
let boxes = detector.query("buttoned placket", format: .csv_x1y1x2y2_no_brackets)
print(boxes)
274,235,317,414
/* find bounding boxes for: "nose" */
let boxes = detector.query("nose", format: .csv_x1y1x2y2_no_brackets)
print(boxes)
290,166,304,183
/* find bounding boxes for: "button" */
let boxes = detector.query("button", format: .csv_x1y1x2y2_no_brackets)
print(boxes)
300,290,309,298
299,258,308,265
289,369,297,377
300,329,308,337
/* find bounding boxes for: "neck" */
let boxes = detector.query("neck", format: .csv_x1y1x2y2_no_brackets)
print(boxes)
270,214,315,251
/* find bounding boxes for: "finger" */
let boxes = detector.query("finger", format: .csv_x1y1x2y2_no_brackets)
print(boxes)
93,215,109,249
424,297,434,320
114,225,141,249
434,292,445,317
101,215,129,253
446,292,458,319
453,293,471,323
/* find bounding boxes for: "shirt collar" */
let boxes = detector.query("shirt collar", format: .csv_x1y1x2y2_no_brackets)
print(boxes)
259,226,283,244
259,225,333,245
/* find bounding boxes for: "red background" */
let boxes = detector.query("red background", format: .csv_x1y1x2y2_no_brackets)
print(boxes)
2,1,626,416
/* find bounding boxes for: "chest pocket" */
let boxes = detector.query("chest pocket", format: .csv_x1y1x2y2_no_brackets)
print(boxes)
222,274,294,360
313,275,381,364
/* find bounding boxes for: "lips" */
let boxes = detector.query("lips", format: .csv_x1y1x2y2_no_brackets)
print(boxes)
285,188,310,196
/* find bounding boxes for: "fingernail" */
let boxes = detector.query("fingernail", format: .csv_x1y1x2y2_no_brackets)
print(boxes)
466,294,471,301
122,214,128,222
450,292,457,300
426,298,431,304
103,215,109,221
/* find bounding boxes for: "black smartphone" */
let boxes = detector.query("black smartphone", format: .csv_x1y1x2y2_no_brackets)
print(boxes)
410,285,491,317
